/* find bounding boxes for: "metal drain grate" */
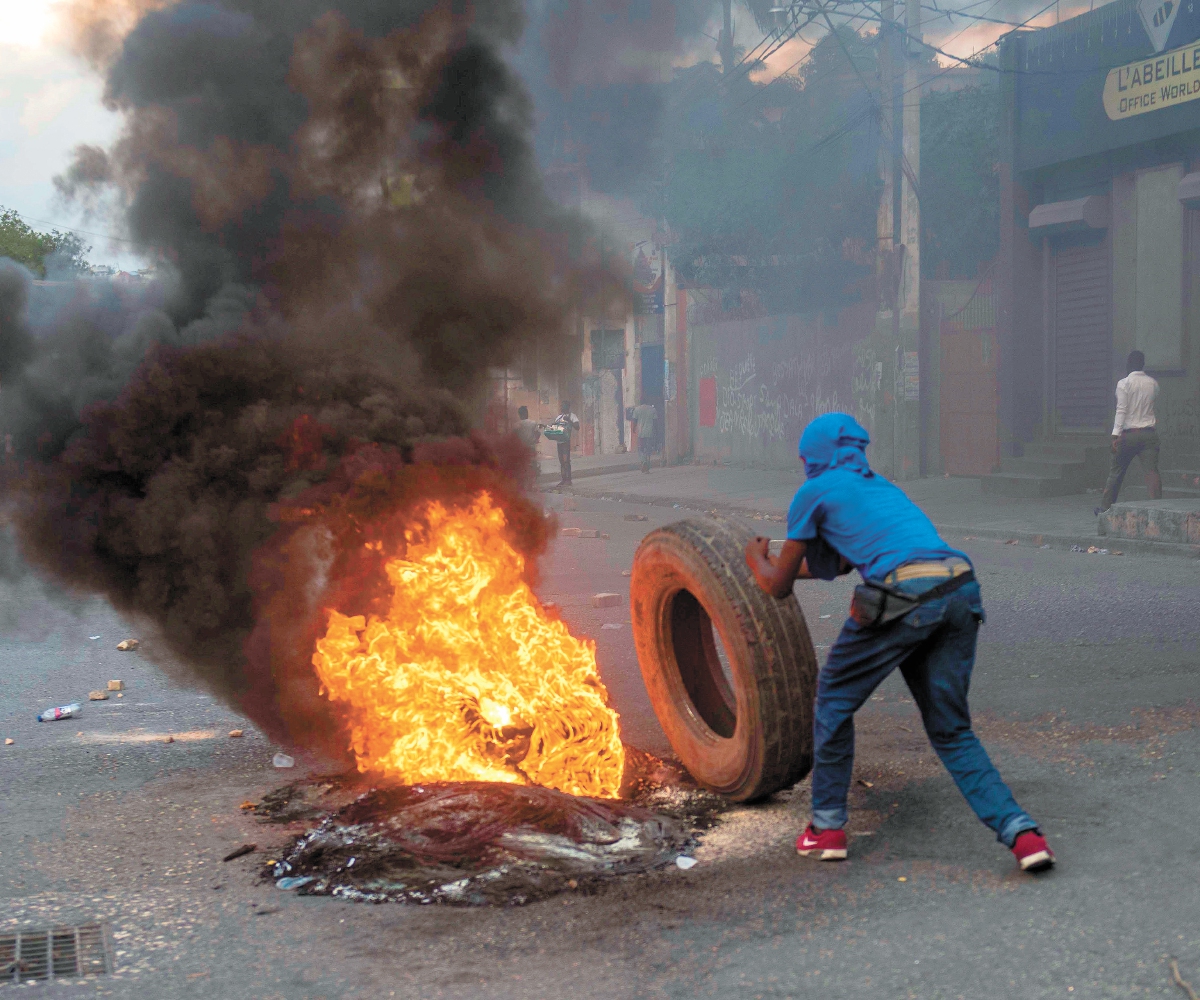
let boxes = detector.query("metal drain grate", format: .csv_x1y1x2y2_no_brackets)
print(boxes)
0,923,111,985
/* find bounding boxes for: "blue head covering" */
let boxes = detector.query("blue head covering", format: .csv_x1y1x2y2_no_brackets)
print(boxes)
799,412,873,479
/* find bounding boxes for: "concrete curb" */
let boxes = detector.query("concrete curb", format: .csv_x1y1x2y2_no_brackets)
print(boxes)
931,524,1200,560
547,484,1200,561
535,460,646,486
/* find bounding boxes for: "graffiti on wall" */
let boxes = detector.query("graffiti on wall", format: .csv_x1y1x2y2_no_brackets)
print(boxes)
715,354,844,441
689,303,876,465
851,346,884,444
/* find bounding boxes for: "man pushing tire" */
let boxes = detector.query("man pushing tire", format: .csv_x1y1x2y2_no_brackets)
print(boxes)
743,413,1055,873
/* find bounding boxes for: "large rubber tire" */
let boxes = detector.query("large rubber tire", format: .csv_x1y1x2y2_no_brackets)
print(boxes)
630,517,817,802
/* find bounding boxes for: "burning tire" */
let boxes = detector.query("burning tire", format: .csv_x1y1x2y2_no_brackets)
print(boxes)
630,518,817,802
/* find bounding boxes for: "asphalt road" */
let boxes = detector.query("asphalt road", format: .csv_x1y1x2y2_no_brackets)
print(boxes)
2,489,1198,1000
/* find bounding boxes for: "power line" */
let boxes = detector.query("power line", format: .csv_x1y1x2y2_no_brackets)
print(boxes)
1,208,143,247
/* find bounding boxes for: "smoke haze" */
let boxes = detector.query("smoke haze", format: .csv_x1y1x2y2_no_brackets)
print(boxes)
0,0,621,748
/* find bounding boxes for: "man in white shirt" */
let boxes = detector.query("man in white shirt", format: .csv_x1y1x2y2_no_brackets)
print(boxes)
1099,350,1161,512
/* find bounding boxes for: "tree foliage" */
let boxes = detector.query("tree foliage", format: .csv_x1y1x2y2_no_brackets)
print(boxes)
646,27,883,312
920,85,1000,280
0,208,92,278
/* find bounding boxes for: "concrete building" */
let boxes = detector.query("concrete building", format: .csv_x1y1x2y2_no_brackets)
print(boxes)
990,0,1200,496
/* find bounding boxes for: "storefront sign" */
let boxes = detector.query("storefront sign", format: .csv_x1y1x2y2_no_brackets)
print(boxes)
1103,38,1200,119
1013,0,1200,169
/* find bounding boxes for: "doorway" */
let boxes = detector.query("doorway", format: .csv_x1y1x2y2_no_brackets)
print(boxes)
1052,240,1111,432
640,343,665,452
590,329,626,453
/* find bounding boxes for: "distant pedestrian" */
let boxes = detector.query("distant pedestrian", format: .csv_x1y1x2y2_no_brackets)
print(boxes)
514,405,541,449
632,400,658,473
1098,350,1161,513
552,401,580,487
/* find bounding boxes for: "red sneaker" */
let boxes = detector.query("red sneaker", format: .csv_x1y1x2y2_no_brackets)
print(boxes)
796,824,847,861
1012,829,1055,872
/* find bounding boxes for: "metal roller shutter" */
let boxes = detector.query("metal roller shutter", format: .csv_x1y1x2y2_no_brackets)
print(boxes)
1054,244,1111,430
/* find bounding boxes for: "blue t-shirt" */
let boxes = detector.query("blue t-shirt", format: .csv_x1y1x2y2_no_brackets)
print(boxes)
786,468,966,581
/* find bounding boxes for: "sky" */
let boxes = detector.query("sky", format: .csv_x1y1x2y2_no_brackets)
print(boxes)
0,0,132,267
0,0,1097,270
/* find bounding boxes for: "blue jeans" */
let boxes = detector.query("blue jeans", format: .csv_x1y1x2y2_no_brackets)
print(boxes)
811,576,1037,848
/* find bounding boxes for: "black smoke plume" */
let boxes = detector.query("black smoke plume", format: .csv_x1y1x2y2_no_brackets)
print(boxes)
1,0,621,749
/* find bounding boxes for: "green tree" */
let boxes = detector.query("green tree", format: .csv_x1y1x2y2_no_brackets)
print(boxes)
920,85,1000,279
646,27,883,312
0,208,91,278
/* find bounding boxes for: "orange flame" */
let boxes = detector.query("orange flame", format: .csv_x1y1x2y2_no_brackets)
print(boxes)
313,493,625,798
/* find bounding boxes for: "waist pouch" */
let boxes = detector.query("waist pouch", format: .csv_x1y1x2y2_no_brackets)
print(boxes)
849,570,975,628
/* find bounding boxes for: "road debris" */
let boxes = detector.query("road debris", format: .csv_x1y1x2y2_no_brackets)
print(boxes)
239,800,257,810
88,690,109,701
264,778,697,906
229,729,244,738
1172,959,1200,1000
621,569,632,576
107,680,125,691
675,856,698,870
37,703,81,722
272,752,295,768
163,735,175,744
591,593,622,608
223,844,257,862
4,738,13,746
116,639,139,651
857,779,874,788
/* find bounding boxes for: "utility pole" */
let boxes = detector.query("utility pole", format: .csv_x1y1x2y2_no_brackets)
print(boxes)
894,0,922,479
876,0,895,268
874,0,901,477
899,0,921,332
720,0,735,75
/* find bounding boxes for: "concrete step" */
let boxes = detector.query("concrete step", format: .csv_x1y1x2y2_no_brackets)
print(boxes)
1163,468,1200,486
1099,499,1200,544
999,457,1088,478
980,472,1085,498
1021,441,1108,461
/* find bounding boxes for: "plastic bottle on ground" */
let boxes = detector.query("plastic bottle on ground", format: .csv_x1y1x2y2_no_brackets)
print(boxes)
37,704,82,722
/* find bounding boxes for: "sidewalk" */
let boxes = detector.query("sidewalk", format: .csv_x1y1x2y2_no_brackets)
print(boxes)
535,450,645,484
549,462,1200,559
